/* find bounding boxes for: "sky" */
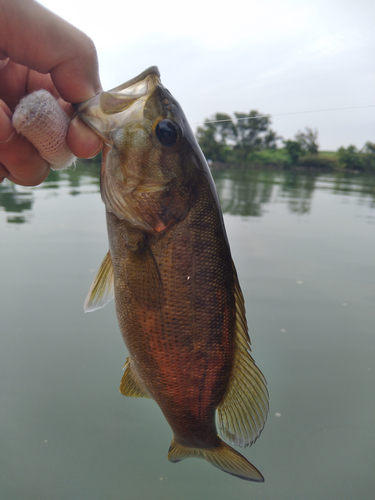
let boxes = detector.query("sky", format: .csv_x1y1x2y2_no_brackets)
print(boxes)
39,0,375,151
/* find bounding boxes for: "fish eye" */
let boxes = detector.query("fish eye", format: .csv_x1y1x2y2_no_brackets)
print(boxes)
155,119,180,147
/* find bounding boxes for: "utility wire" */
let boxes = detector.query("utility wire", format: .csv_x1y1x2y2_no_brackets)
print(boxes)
191,104,375,126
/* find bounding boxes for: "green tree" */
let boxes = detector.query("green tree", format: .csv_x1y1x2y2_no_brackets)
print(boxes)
212,113,237,144
233,111,271,160
284,140,303,164
196,113,236,162
263,129,280,149
295,127,319,154
337,145,362,170
196,110,279,164
363,141,375,154
361,142,375,172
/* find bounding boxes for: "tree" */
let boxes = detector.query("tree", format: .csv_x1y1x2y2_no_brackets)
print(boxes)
196,122,222,162
196,113,238,162
361,142,375,172
363,141,375,154
284,140,303,164
233,111,271,160
337,145,362,170
212,113,237,144
196,110,278,163
263,129,279,150
295,127,319,154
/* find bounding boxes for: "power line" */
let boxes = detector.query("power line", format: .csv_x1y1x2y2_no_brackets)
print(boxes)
191,104,375,126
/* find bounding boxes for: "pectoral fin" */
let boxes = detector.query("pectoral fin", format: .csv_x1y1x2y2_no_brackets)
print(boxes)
217,262,269,448
84,251,114,312
120,358,152,399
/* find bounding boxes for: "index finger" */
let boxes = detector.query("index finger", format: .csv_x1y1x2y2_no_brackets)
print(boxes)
0,0,101,103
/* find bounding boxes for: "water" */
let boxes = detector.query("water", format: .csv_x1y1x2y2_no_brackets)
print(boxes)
1,165,374,500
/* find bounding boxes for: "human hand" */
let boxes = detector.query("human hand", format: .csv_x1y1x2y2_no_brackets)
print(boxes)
0,0,103,186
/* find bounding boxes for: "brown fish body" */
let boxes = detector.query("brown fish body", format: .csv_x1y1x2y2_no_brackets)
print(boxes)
79,67,269,481
106,172,234,450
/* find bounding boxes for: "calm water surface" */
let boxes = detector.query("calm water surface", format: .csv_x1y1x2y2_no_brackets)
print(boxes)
1,165,374,500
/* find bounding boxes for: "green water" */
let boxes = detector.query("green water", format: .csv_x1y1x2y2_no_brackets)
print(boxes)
1,165,374,500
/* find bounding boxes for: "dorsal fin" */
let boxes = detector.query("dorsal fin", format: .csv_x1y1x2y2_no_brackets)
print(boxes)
217,261,269,447
84,251,114,312
120,358,152,399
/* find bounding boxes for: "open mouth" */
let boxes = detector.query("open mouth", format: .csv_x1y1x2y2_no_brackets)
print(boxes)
75,67,161,143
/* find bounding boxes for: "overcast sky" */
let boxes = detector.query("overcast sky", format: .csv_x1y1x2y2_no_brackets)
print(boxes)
40,0,374,151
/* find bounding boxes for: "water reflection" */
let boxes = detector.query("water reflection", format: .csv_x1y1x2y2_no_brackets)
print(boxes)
40,161,101,192
212,168,375,216
278,171,317,215
212,169,320,216
2,161,375,500
0,183,34,224
213,169,275,217
2,162,375,224
0,160,101,224
330,174,375,207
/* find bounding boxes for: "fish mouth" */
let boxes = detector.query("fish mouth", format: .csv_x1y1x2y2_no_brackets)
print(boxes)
98,66,161,116
75,66,161,144
109,66,160,93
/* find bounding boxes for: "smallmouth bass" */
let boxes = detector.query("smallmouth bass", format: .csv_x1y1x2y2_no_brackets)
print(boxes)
77,67,269,481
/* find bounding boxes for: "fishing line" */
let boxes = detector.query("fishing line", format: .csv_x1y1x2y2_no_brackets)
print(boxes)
191,104,375,126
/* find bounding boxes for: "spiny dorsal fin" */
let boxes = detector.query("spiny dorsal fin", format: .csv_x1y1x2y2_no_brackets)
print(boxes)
120,358,152,399
84,251,114,312
217,261,269,448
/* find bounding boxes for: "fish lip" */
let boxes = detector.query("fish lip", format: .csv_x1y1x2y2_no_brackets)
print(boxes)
109,66,160,93
73,66,160,112
74,67,161,143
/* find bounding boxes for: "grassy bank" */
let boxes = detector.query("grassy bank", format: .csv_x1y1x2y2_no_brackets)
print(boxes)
210,148,375,173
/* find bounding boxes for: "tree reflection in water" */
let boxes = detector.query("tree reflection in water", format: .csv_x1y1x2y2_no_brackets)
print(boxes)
1,162,375,224
212,168,375,217
0,161,101,224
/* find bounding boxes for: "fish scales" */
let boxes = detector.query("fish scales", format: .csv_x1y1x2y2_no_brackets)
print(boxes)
107,179,233,446
78,67,269,481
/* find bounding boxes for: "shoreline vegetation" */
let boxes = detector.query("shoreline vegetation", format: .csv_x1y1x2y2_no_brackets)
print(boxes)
196,111,375,173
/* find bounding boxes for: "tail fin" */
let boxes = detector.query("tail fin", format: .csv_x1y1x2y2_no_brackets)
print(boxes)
168,437,264,482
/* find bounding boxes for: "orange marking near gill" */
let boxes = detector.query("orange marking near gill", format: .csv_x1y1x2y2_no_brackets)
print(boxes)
154,221,167,232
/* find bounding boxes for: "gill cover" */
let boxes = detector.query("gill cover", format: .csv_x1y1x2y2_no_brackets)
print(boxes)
76,66,170,229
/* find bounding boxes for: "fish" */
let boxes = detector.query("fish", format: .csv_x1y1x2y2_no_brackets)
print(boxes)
76,67,269,482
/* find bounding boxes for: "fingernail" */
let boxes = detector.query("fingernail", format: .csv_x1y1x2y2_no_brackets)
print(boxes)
67,117,103,159
86,141,103,159
0,162,10,182
80,126,103,158
0,57,10,71
0,128,15,144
